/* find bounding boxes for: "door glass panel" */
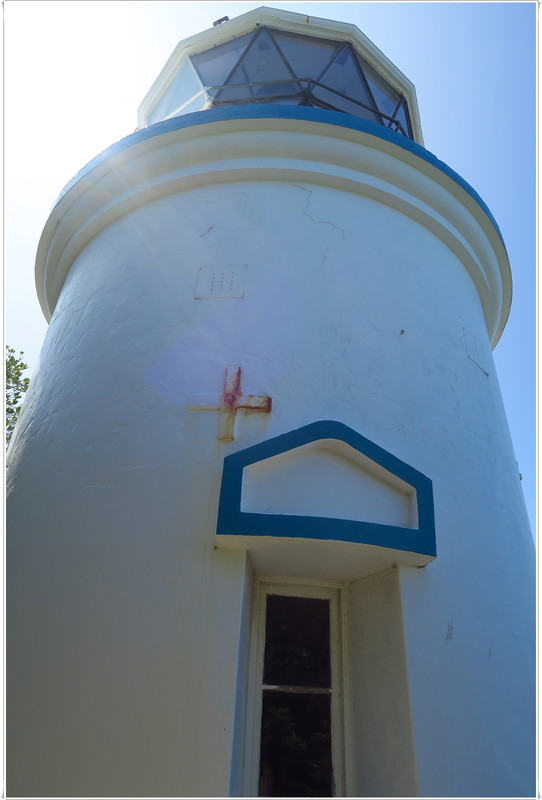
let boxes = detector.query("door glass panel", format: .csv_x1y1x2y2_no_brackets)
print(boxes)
263,595,331,688
259,691,333,797
259,594,333,797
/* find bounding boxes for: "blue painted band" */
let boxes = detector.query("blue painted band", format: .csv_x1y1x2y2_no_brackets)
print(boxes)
217,420,437,558
55,105,505,250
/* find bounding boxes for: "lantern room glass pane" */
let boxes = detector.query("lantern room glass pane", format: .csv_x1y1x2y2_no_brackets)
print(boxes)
392,99,413,137
263,595,331,688
271,95,306,106
220,27,299,100
318,45,374,109
214,85,302,103
191,31,254,88
272,30,341,79
148,58,204,125
311,84,380,121
176,91,208,116
211,83,259,102
358,56,400,119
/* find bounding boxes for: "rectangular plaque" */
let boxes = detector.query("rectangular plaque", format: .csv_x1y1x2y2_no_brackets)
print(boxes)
195,265,247,298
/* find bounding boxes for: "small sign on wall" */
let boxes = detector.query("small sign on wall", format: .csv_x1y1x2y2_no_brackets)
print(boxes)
195,265,247,298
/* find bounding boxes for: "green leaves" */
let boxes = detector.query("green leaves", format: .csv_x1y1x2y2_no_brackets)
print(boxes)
6,346,30,447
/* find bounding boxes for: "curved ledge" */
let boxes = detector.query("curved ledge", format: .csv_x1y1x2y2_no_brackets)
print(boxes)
35,105,511,346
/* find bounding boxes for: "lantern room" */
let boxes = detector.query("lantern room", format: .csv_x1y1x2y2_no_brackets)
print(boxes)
138,6,422,143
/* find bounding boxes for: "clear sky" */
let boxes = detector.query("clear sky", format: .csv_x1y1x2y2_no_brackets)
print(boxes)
5,1,536,533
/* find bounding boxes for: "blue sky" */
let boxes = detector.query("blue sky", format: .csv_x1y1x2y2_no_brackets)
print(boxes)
5,1,536,532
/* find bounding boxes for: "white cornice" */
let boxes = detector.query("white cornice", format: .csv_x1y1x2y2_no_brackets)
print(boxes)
36,112,508,345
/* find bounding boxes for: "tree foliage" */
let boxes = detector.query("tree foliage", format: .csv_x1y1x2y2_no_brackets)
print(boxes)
6,347,30,447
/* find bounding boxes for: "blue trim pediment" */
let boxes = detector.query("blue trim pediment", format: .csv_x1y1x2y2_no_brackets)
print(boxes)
217,421,436,557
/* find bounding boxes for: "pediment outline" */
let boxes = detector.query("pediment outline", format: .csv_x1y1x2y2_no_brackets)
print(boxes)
217,420,436,557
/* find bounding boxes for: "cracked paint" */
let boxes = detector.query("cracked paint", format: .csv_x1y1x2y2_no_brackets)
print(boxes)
292,183,346,240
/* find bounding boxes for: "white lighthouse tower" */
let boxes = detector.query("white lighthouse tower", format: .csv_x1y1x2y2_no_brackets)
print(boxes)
7,7,534,797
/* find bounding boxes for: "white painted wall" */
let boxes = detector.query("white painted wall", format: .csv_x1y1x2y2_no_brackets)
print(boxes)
346,568,418,797
7,116,534,796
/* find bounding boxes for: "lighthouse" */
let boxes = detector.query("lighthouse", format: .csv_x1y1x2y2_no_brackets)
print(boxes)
6,5,534,797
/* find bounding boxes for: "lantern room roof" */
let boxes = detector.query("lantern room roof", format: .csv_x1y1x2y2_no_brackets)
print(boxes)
137,6,423,145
